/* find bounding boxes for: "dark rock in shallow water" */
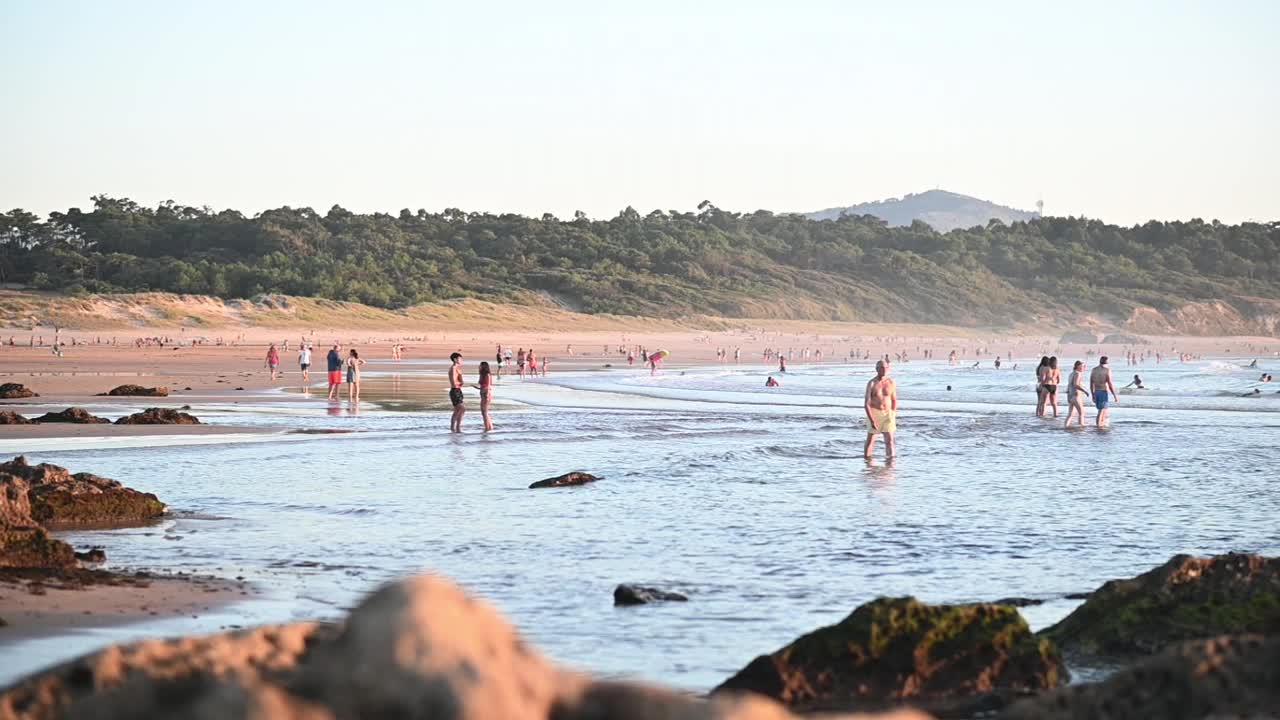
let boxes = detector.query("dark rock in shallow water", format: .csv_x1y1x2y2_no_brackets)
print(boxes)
614,584,689,606
0,411,35,425
1039,552,1280,658
32,407,109,424
1063,591,1091,600
529,472,600,489
0,574,930,720
0,383,38,399
1003,634,1280,720
99,384,169,397
0,456,165,529
114,408,201,425
714,596,1065,714
993,597,1045,607
75,547,107,563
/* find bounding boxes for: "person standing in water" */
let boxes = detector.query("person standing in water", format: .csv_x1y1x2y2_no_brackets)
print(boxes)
448,352,466,433
345,349,366,403
265,344,281,381
1034,356,1050,416
1090,356,1118,427
1064,360,1089,428
298,344,312,384
476,361,494,431
863,359,898,460
326,343,343,400
1043,356,1061,418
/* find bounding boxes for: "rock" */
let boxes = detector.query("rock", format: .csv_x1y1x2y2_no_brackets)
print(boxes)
529,472,600,489
993,597,1044,608
1002,634,1280,720
0,412,34,425
75,548,107,563
1101,333,1146,345
0,472,76,569
1039,553,1280,658
614,584,689,606
1063,592,1091,600
0,573,931,720
99,384,169,397
714,597,1065,714
0,456,166,529
114,408,201,425
31,407,110,424
0,383,38,399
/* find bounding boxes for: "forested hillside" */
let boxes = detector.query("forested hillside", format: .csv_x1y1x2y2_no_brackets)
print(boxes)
1,197,1277,327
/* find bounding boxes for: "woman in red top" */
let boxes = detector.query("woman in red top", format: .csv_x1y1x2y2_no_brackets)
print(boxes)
265,344,280,381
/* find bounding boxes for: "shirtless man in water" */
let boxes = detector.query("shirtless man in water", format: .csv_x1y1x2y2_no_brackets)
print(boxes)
448,352,466,433
863,359,898,459
1090,356,1118,428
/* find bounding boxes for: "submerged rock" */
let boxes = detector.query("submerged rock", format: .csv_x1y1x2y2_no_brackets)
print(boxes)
714,597,1065,714
0,473,76,569
1039,553,1280,658
0,456,165,529
0,411,35,425
992,597,1044,608
614,584,689,606
1002,634,1280,720
100,384,169,397
31,407,110,424
529,472,600,489
74,547,107,563
114,408,201,425
0,383,38,399
0,573,929,720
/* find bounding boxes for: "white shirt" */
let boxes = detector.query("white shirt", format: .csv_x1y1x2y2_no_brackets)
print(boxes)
299,348,312,365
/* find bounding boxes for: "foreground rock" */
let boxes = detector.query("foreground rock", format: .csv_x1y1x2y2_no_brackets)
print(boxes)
529,471,600,489
1040,553,1280,658
0,574,929,720
1002,634,1280,719
614,584,689,605
0,456,165,529
0,472,76,569
114,407,201,425
30,407,109,424
715,597,1065,715
0,412,35,425
0,383,37,400
99,384,169,397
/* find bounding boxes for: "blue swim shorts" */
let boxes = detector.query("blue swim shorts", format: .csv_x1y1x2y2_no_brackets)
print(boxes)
1093,390,1109,410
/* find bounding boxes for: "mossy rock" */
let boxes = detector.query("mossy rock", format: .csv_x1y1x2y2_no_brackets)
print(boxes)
0,411,35,425
0,383,38,399
1039,553,1280,658
0,526,76,568
99,384,169,397
29,489,166,529
714,597,1066,713
114,408,201,425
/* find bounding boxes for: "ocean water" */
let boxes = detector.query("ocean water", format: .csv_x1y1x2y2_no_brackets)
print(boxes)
3,356,1279,688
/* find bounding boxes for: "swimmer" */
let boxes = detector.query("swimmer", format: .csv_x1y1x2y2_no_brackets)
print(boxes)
765,376,780,387
1124,374,1145,389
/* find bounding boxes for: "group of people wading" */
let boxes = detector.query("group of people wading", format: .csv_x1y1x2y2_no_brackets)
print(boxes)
1036,355,1117,428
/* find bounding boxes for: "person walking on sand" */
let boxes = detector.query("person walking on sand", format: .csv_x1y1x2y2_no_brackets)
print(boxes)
863,359,898,460
326,343,343,401
1044,356,1061,418
345,349,366,403
265,344,281,381
298,344,312,383
1064,360,1089,428
448,352,466,433
1090,356,1118,427
475,361,495,431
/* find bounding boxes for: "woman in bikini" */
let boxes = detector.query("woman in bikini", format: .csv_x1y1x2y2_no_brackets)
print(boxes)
475,361,494,431
345,349,366,403
1044,356,1061,418
1064,360,1088,428
1035,356,1050,416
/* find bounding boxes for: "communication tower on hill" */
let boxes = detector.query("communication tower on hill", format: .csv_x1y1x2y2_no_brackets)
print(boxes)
1035,198,1044,217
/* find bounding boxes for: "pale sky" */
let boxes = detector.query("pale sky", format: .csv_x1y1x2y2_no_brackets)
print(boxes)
2,0,1277,224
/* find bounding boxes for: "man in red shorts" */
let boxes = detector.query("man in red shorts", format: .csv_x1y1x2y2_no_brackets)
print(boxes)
326,343,343,400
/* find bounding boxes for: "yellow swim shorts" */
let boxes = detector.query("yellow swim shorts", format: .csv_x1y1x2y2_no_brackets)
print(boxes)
866,408,896,435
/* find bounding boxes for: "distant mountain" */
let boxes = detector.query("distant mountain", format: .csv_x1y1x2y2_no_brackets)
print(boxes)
806,189,1039,232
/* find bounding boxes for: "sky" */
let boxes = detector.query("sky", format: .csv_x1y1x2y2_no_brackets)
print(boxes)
2,0,1277,225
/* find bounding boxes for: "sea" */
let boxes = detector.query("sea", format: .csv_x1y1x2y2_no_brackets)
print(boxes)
2,356,1279,687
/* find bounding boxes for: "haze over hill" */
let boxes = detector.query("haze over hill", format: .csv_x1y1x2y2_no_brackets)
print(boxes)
807,190,1040,232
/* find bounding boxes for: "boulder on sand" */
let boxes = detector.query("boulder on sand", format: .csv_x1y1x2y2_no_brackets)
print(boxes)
0,383,38,399
614,584,689,606
1059,330,1098,344
114,408,201,425
529,472,600,489
1039,552,1280,658
1002,634,1280,720
31,407,109,424
714,597,1065,715
0,472,76,569
0,456,166,529
0,573,931,720
99,384,169,397
0,411,35,425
